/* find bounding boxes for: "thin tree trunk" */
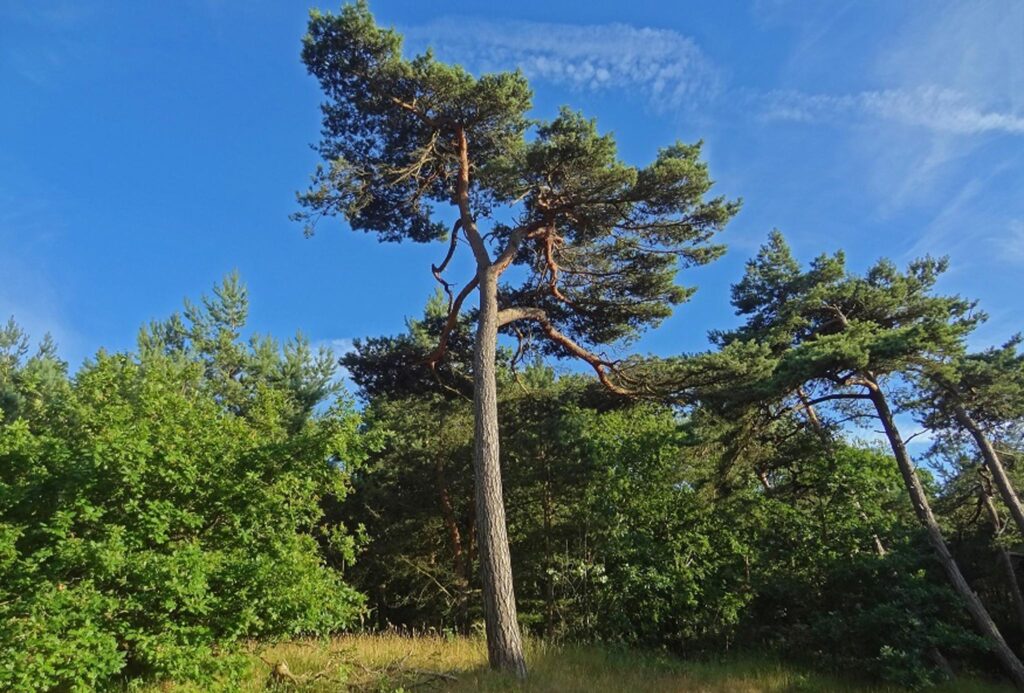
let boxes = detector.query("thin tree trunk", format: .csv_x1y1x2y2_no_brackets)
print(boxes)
798,388,887,556
542,458,555,638
435,459,471,632
867,381,1024,688
929,648,956,682
957,405,1024,539
472,269,527,678
980,481,1024,632
436,460,466,581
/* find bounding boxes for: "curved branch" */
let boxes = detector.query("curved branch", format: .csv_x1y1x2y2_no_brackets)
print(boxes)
768,390,872,424
423,276,479,367
432,219,463,310
540,231,580,309
389,95,441,128
497,306,635,396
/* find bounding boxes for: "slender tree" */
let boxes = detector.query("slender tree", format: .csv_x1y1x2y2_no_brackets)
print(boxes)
919,339,1024,537
713,233,1024,687
295,1,737,675
979,471,1024,633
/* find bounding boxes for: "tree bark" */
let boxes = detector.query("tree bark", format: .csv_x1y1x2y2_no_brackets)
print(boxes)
980,482,1024,633
867,381,1024,688
956,405,1024,539
472,269,527,678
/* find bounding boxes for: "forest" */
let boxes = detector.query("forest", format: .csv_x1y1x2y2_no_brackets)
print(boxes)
2,2,1023,691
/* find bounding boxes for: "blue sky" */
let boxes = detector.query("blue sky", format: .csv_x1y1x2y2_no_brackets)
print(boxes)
2,0,1022,375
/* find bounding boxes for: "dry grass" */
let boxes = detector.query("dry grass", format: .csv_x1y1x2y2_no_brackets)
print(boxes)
139,633,1013,692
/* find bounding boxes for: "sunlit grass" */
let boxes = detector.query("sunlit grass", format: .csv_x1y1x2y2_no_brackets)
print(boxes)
138,633,1013,692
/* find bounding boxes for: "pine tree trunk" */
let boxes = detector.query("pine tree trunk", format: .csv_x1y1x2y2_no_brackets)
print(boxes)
956,406,1024,539
472,269,527,678
867,382,1024,688
980,484,1024,633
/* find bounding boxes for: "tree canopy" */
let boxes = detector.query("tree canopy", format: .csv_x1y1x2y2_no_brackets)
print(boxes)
296,0,738,388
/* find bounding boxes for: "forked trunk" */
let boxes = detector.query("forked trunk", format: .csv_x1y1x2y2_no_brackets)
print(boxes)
472,270,527,678
868,382,1024,688
956,405,1024,539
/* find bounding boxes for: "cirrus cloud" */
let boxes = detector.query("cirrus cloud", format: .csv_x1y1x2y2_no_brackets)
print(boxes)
760,86,1024,135
403,18,720,111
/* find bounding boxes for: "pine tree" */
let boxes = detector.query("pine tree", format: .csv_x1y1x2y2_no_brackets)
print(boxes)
294,1,737,674
713,233,1024,687
919,339,1024,538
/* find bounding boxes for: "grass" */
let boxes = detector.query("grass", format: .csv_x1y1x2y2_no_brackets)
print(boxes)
140,633,1013,692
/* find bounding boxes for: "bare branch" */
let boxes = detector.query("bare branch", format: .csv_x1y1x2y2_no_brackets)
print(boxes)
389,95,440,128
803,393,872,407
423,276,479,367
497,306,635,396
431,220,463,310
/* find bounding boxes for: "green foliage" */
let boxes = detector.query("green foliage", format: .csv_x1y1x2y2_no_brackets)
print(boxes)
685,231,1010,685
3,6,1021,689
139,272,341,429
919,336,1024,434
297,0,532,241
297,1,737,374
716,233,980,399
343,390,478,630
730,441,982,688
799,549,984,689
0,279,367,689
545,403,750,647
343,342,993,686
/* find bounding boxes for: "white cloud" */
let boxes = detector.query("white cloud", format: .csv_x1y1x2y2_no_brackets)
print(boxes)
760,86,1024,135
403,18,720,110
876,1,1024,114
318,337,355,356
750,1,1023,214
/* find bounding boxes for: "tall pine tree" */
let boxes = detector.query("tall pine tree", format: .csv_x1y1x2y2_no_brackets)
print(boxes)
295,1,737,674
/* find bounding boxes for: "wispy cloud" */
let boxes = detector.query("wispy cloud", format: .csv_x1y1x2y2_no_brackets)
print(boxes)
404,18,720,110
0,1,98,87
902,176,984,261
760,86,1024,135
995,219,1024,264
317,337,355,356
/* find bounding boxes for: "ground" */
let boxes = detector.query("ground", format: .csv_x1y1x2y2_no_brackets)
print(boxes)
137,634,1012,692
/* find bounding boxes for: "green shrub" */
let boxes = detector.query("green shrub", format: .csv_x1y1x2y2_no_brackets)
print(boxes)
0,280,368,689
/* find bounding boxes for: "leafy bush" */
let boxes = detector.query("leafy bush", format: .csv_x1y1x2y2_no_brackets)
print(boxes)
0,279,368,689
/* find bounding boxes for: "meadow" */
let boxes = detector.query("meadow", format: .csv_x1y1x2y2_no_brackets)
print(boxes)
139,634,1012,692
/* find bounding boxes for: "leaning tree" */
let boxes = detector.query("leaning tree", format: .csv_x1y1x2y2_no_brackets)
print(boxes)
712,232,1024,687
295,1,737,675
918,339,1024,538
